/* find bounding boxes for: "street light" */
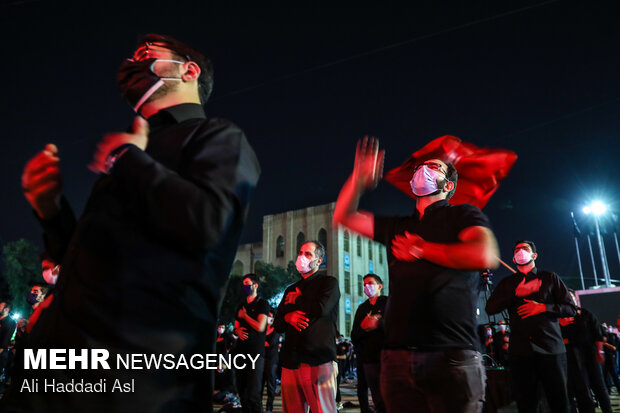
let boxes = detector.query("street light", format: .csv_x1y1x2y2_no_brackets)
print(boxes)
583,200,612,287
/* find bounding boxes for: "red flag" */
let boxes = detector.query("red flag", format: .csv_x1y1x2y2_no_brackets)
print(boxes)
383,135,517,209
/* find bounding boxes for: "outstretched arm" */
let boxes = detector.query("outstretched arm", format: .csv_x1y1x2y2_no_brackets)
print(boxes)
392,225,499,270
332,137,384,238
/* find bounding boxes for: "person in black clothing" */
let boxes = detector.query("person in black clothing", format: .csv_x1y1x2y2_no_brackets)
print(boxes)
560,290,611,413
351,274,387,413
333,138,499,413
262,310,280,413
0,302,15,389
486,240,576,413
4,33,260,413
492,320,510,367
234,274,269,413
274,240,340,413
335,334,348,408
602,323,620,394
215,322,236,396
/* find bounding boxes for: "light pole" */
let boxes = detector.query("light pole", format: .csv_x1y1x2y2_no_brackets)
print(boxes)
583,201,612,287
570,211,585,290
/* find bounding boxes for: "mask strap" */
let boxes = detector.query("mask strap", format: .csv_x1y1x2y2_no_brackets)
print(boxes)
133,79,164,112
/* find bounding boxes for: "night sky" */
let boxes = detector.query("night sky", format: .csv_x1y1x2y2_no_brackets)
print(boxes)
1,1,619,287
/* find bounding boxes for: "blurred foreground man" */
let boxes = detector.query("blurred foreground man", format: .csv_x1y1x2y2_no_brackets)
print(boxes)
333,138,499,412
274,241,340,413
3,33,260,413
486,240,576,413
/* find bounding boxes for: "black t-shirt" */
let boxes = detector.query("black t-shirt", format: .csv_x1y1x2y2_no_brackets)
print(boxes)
351,296,388,363
235,296,270,357
0,316,16,349
374,200,490,350
264,327,280,360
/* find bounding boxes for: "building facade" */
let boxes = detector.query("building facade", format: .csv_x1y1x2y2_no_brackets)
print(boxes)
232,202,389,336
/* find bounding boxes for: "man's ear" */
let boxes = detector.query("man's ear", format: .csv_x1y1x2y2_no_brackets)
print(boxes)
181,61,201,82
444,180,455,193
531,252,538,261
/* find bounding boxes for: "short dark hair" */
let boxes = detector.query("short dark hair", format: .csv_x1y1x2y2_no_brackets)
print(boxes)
139,33,214,104
306,240,326,261
443,161,458,200
363,274,383,285
242,273,259,285
514,240,537,254
31,282,49,296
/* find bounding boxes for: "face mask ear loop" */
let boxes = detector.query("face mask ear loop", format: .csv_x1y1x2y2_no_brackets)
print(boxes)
133,79,165,112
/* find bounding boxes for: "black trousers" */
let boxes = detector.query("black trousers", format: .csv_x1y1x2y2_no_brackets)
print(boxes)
356,360,370,413
261,355,278,412
510,353,569,413
566,346,595,413
235,356,265,413
582,353,612,413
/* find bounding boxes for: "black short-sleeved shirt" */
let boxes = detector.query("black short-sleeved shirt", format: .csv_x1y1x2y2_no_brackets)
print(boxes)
234,296,270,357
374,200,490,350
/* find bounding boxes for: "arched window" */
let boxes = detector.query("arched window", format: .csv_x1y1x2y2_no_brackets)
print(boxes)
296,232,306,253
368,242,373,260
232,260,244,276
318,228,327,251
276,236,285,257
343,230,350,252
356,236,361,256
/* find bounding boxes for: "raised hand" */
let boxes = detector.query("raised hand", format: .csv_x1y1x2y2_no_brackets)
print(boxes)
89,116,149,174
352,136,385,191
22,144,62,219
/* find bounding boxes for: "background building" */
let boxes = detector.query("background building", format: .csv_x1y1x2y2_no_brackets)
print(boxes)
232,202,389,336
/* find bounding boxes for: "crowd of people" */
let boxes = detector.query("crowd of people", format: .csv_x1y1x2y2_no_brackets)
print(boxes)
0,32,618,413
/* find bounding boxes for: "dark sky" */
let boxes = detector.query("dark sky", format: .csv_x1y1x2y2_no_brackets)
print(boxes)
1,1,619,287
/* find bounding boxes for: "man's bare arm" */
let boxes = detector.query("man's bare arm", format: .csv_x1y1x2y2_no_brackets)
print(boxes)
332,137,384,238
392,226,499,270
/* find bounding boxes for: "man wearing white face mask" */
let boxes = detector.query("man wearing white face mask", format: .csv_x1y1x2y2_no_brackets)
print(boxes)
273,241,340,413
351,274,387,413
333,137,499,413
486,240,576,413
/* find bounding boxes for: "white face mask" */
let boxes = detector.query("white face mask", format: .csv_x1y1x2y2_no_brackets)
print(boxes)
499,325,506,332
364,284,378,298
42,266,59,285
410,165,444,197
295,255,315,274
514,250,533,265
217,328,225,334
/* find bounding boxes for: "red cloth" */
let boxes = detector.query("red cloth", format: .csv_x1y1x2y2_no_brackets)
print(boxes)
384,135,517,209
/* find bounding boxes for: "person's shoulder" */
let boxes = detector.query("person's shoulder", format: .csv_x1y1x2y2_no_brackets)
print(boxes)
317,274,339,285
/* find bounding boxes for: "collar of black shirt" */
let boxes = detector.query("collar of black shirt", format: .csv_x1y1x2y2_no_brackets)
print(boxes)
412,199,450,219
518,266,539,278
148,103,206,132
